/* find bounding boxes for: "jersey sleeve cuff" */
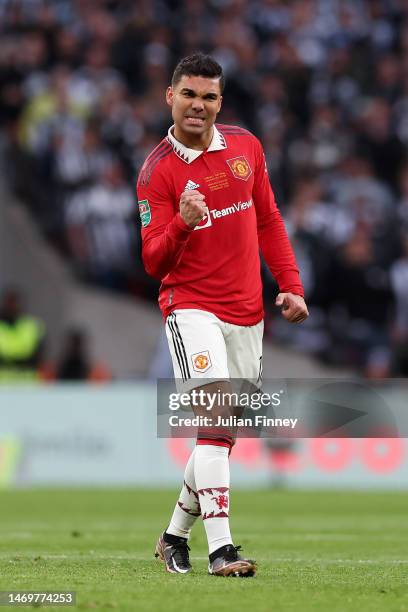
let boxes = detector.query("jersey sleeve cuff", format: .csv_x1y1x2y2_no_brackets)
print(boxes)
168,213,194,242
278,272,304,297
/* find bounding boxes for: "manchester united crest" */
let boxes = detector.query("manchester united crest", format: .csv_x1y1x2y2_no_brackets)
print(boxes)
191,350,212,373
226,156,252,181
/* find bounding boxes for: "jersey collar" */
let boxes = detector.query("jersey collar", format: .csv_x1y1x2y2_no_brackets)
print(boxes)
166,124,227,164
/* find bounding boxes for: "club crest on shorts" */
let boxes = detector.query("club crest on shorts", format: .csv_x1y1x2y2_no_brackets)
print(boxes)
138,199,151,227
191,350,212,373
226,156,252,181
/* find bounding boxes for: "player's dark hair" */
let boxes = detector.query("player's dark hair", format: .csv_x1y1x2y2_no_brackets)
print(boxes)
171,53,225,92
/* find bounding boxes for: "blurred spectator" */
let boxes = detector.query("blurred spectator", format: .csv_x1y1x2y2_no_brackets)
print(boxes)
355,97,405,190
53,118,113,191
0,288,45,382
325,228,394,378
57,327,90,380
64,160,137,290
390,234,408,375
397,162,408,230
56,327,111,382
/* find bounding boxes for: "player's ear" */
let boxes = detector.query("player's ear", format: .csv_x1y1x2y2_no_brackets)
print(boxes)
166,86,174,107
217,95,223,114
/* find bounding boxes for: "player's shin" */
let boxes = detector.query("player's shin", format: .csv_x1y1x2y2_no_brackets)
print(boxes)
166,448,200,539
194,443,233,554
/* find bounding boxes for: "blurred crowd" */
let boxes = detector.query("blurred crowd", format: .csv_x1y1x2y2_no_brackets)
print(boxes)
0,287,111,382
1,0,408,377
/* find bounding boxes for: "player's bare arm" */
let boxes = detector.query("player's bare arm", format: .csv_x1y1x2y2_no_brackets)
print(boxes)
179,189,207,228
275,292,309,323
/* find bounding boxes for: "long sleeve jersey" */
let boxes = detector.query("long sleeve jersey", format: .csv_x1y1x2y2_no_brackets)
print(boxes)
136,124,304,326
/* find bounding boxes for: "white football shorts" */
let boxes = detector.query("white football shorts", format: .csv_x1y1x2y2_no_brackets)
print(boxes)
165,309,263,392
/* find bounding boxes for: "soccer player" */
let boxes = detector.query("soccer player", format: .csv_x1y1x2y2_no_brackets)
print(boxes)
137,53,308,577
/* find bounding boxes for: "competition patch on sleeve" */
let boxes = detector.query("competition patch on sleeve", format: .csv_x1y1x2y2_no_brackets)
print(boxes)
138,199,151,227
226,156,252,181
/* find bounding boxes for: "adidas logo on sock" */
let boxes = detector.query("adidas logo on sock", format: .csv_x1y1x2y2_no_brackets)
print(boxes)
185,179,200,191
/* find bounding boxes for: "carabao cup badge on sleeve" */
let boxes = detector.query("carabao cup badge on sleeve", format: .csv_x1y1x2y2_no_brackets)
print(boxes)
138,199,151,227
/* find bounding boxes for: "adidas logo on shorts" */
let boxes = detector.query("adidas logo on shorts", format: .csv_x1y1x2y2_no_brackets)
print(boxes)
185,179,200,191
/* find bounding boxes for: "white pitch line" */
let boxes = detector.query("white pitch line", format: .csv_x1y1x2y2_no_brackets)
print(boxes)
2,553,408,565
269,558,408,565
1,532,405,542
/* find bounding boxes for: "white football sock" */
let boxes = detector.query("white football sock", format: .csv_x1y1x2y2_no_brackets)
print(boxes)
194,444,233,555
166,448,201,539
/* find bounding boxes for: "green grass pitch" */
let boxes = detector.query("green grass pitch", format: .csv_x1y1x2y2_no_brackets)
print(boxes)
0,489,407,611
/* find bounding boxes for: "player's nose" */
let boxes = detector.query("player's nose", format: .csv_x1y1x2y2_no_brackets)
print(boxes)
191,99,205,112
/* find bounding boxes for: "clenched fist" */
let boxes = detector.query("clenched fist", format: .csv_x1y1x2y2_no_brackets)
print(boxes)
275,293,309,323
179,190,207,229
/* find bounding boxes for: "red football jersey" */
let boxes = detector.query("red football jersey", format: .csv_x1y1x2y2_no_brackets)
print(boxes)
137,124,304,326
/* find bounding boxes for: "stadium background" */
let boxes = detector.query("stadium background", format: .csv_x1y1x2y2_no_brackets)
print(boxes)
0,2,407,609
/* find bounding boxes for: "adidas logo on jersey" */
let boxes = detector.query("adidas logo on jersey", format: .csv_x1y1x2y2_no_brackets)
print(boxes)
184,179,200,191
